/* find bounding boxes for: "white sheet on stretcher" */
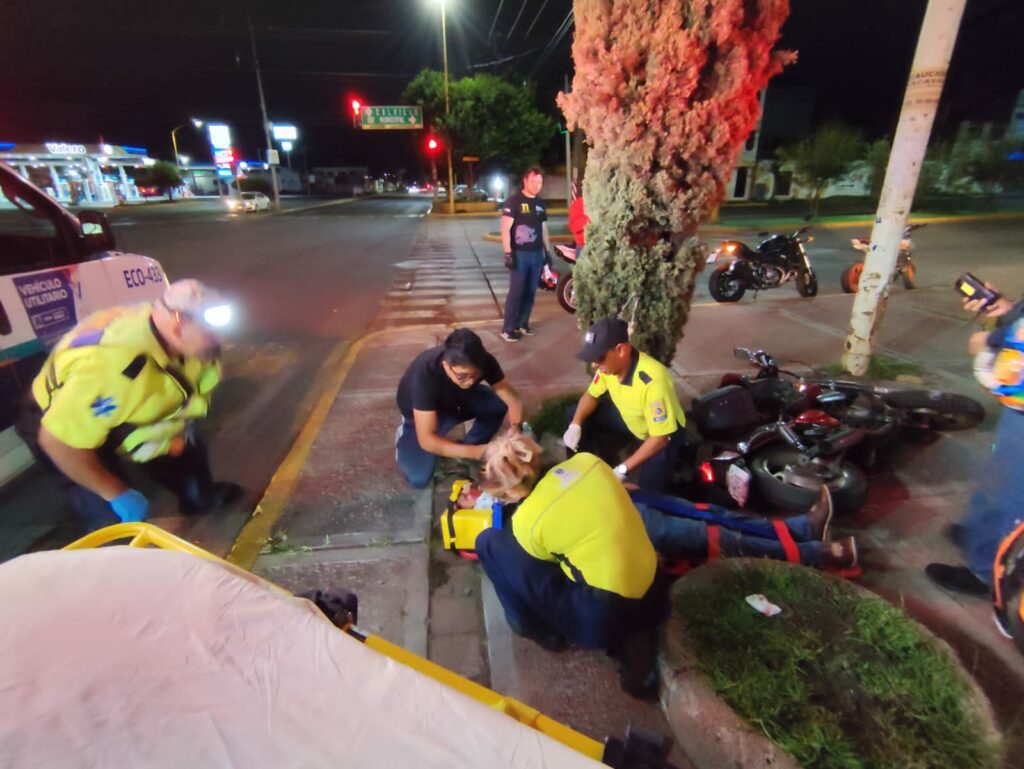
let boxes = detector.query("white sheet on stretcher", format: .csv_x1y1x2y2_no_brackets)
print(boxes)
0,547,602,769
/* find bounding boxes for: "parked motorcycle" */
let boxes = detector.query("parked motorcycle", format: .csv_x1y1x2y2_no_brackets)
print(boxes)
841,223,924,293
706,227,818,302
553,243,578,313
688,347,986,514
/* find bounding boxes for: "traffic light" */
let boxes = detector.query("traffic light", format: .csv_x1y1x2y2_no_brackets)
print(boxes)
426,135,440,154
351,99,361,116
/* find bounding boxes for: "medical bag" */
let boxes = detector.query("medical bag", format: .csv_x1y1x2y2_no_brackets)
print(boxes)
440,479,504,552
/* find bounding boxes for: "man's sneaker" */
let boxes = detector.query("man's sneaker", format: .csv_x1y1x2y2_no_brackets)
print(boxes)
500,330,522,343
806,486,834,542
517,326,537,336
925,563,990,597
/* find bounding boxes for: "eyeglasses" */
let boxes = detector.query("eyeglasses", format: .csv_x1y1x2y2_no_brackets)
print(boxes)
445,362,481,384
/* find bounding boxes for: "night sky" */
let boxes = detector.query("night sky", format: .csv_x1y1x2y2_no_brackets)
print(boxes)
2,0,1022,175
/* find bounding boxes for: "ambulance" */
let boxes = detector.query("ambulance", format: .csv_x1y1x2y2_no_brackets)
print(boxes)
0,162,168,483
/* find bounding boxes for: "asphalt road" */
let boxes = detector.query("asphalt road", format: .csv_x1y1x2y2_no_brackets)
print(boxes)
2,195,431,558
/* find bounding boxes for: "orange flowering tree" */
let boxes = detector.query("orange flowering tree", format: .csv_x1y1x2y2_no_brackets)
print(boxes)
559,0,794,363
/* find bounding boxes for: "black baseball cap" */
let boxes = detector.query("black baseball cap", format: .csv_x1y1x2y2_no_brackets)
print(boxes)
576,317,629,362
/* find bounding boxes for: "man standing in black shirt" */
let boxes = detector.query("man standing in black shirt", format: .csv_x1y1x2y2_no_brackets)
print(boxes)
500,166,551,343
395,328,524,488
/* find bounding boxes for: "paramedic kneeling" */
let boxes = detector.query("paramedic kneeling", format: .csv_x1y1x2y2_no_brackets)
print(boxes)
474,434,666,697
563,318,684,491
395,328,524,488
16,280,242,532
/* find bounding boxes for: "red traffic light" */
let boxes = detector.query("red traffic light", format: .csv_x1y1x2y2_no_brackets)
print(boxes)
351,99,361,115
426,136,440,153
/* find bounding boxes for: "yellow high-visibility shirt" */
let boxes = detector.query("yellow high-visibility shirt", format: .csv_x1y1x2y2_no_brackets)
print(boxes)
511,452,657,599
587,349,684,440
31,304,220,456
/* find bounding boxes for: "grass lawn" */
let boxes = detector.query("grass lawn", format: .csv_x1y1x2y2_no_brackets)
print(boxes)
677,562,1001,769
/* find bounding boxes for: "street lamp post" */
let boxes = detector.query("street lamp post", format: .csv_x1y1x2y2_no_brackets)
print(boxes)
171,118,203,169
436,0,456,215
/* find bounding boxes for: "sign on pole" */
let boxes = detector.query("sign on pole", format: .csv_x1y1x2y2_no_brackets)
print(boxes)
360,106,424,130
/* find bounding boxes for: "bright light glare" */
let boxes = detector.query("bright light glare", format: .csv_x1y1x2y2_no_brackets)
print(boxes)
281,141,294,152
203,304,233,328
192,118,204,128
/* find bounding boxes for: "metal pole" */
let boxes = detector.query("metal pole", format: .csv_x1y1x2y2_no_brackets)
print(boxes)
441,1,455,215
248,16,281,210
564,75,571,205
843,0,966,375
171,127,181,168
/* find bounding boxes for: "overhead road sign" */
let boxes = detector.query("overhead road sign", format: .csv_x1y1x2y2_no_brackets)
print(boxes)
360,106,423,130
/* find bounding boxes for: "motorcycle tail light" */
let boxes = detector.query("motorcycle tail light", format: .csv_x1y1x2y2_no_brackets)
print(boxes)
699,461,715,483
724,243,737,253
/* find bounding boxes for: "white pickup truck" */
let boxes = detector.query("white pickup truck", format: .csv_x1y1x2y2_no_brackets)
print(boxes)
0,163,168,483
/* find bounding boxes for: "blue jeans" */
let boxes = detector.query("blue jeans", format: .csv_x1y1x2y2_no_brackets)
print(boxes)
476,527,667,650
958,407,1024,585
635,502,822,566
503,249,545,333
566,398,681,492
394,386,508,489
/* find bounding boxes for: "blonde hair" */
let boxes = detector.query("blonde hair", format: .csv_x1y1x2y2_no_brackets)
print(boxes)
480,432,542,502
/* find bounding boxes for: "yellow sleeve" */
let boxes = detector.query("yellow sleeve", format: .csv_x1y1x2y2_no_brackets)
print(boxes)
643,377,682,437
586,370,608,398
40,363,129,450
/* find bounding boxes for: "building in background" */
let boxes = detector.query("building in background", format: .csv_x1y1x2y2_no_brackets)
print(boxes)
0,142,155,206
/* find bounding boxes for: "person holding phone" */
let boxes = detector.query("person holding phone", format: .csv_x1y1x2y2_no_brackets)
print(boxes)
927,280,1024,597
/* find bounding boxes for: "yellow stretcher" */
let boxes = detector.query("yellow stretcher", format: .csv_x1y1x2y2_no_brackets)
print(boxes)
59,524,670,767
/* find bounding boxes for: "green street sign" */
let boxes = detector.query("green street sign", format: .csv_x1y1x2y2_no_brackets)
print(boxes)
360,106,424,130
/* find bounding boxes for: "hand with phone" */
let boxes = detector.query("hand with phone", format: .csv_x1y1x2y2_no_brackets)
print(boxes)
955,273,1014,318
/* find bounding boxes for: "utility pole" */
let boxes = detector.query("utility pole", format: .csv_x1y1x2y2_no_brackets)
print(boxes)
843,0,966,374
564,75,572,205
440,1,456,215
248,16,280,210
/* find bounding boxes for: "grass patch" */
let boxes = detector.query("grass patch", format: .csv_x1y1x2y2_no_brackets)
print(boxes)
259,531,312,556
529,390,583,438
818,354,921,381
677,563,1000,769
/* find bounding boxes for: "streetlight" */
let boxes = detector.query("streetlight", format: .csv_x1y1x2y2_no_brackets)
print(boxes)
171,118,203,169
433,0,455,215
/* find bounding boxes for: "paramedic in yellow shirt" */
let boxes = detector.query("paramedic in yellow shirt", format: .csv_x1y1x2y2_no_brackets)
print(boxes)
562,318,684,491
473,433,667,698
16,280,242,531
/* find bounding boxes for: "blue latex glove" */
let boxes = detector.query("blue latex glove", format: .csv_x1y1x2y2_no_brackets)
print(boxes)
110,489,149,523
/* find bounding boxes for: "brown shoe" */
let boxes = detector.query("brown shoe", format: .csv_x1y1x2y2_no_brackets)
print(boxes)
806,485,834,542
822,536,858,569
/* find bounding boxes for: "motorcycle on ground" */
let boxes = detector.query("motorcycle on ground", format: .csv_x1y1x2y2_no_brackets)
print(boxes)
553,243,578,313
841,223,924,293
706,227,818,303
688,347,986,514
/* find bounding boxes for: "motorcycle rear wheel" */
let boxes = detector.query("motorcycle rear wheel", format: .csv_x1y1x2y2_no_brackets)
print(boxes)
709,264,746,302
556,272,576,313
749,446,868,515
840,262,863,294
881,389,985,431
796,268,818,298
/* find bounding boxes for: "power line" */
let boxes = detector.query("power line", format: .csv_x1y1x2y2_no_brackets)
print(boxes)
530,8,573,75
505,0,529,42
488,0,507,42
524,0,551,39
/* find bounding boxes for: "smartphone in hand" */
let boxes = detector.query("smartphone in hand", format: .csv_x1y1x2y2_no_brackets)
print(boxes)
955,273,1001,308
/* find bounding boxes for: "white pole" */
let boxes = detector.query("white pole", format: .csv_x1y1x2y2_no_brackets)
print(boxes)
843,0,966,375
248,16,280,210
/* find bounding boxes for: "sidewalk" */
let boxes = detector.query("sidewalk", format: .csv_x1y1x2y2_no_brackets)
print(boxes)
234,215,1024,762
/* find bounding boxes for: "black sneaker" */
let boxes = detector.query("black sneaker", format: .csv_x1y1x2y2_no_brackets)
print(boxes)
517,326,537,336
500,330,522,343
614,626,660,701
925,563,990,597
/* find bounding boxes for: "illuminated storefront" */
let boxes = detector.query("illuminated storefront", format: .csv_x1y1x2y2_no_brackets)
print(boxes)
0,142,155,206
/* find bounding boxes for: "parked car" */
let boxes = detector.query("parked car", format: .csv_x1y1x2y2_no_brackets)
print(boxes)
0,162,168,484
454,184,488,202
227,192,271,213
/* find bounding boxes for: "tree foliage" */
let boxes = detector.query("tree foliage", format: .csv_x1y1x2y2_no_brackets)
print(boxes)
559,0,794,364
133,161,183,198
866,138,892,199
778,124,864,217
402,70,557,172
950,136,1024,201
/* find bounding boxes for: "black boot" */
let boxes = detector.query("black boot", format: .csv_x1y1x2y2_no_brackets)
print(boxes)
614,626,660,701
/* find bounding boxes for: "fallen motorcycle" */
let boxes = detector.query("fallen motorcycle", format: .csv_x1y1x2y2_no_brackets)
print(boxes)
706,226,818,302
841,223,924,293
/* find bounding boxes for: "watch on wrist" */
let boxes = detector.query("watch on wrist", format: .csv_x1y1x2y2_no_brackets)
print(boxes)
614,463,628,478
